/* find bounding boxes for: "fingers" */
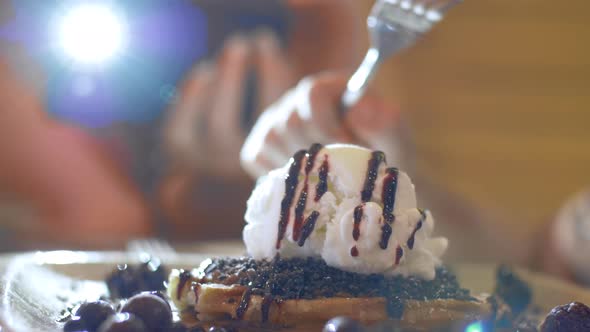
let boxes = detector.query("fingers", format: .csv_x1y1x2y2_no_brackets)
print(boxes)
166,31,297,177
241,72,355,179
165,35,255,176
163,62,215,164
209,35,253,148
241,69,405,179
241,93,294,179
344,91,403,165
254,30,295,110
297,73,355,144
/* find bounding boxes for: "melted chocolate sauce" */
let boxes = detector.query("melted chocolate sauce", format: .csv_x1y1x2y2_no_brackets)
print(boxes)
297,211,319,247
379,223,392,250
407,209,426,250
315,155,329,202
193,283,201,304
260,294,274,323
292,184,308,242
352,205,364,241
305,143,323,174
360,151,385,202
276,150,306,249
381,167,399,224
350,246,359,257
236,287,253,320
176,270,192,300
379,167,399,251
291,144,323,243
395,246,404,265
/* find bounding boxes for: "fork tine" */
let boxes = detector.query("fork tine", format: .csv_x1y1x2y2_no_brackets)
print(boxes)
428,0,463,13
411,0,441,16
400,0,413,10
342,0,463,111
412,0,434,15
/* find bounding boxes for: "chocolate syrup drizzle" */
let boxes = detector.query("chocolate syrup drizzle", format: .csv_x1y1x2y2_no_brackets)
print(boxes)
352,205,364,241
293,144,324,243
360,151,386,202
395,246,404,265
379,223,392,250
276,150,307,249
352,151,387,257
379,167,399,250
315,155,329,202
381,167,399,223
261,294,274,323
276,145,422,264
297,211,319,247
305,143,323,174
407,209,426,250
236,287,253,320
350,205,364,257
292,185,308,242
176,270,192,300
277,144,328,249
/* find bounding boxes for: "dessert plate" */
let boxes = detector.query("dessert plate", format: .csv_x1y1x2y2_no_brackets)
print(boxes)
1,250,590,332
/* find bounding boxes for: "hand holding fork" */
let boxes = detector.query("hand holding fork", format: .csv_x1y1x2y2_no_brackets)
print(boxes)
240,0,462,178
341,0,462,111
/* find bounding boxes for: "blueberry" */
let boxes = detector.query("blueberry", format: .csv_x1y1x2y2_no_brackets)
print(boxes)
63,317,87,332
106,264,139,299
121,293,172,331
75,300,115,331
97,313,146,332
541,302,590,332
105,259,168,299
323,317,364,332
137,258,167,292
148,291,171,310
494,265,532,315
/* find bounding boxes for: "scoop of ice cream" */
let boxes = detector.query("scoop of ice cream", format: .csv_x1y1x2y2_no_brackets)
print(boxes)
243,144,447,280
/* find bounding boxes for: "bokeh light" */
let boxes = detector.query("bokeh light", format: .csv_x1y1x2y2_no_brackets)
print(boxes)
465,321,485,332
57,4,126,65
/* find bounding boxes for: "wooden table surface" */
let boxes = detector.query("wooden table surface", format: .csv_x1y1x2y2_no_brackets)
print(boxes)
366,0,590,241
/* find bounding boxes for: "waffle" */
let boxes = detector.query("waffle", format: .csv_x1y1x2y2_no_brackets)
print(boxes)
168,257,492,330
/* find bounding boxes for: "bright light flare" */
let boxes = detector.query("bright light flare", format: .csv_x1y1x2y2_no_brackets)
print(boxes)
58,4,126,65
465,321,485,332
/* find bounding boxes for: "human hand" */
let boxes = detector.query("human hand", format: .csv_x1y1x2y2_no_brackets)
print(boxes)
285,0,364,76
163,31,295,177
240,71,402,179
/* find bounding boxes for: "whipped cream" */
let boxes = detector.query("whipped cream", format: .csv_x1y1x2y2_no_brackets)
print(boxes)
243,144,447,280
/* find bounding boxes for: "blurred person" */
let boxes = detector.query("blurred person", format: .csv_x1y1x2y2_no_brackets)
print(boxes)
0,54,150,250
0,0,364,247
160,0,365,240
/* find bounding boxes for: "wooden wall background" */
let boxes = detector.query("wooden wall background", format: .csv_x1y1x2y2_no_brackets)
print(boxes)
365,0,590,240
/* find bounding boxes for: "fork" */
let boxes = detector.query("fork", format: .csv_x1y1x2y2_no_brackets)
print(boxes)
341,0,462,111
